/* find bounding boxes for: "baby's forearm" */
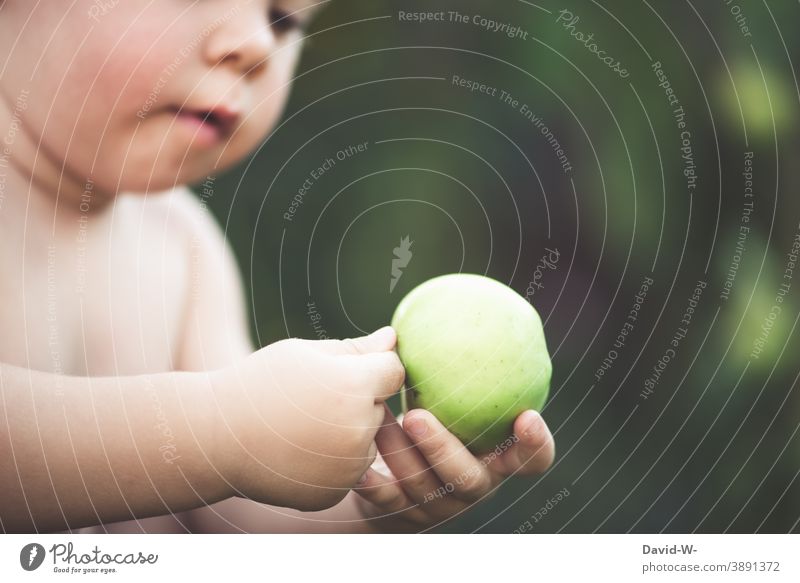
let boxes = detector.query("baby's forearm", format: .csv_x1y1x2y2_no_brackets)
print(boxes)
0,363,231,533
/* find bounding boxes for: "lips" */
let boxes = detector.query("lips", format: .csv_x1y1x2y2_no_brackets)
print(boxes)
168,104,241,146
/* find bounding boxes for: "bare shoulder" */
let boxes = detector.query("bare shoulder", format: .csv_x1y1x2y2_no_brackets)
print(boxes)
140,184,223,243
121,184,241,278
144,185,253,369
156,184,241,284
111,185,221,258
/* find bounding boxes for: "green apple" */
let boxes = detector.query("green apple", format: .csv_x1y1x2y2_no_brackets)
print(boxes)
391,273,552,453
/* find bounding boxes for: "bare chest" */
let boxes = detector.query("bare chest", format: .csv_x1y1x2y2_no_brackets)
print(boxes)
0,216,188,376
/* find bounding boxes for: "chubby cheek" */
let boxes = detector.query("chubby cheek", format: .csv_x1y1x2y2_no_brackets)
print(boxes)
38,13,191,190
27,0,305,190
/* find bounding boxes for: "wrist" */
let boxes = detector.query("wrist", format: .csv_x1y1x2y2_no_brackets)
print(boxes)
193,368,238,501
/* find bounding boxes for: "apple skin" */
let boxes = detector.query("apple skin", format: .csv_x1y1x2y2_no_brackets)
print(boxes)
391,273,552,453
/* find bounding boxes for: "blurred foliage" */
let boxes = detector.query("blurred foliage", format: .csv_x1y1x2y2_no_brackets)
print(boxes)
196,0,800,533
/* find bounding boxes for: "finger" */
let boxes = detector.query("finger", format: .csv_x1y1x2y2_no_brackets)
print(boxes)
486,410,555,476
374,405,448,507
371,449,389,475
309,326,397,356
366,440,378,469
373,404,387,429
355,351,406,401
403,409,496,503
353,469,428,524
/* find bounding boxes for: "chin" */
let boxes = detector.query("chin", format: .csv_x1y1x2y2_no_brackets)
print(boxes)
97,120,265,192
106,148,230,193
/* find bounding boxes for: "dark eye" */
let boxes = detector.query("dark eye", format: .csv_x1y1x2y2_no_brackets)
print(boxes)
269,8,303,35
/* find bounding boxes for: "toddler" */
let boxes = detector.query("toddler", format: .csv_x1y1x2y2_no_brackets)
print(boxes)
0,0,555,533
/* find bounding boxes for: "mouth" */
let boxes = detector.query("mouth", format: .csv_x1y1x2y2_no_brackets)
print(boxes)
168,104,240,147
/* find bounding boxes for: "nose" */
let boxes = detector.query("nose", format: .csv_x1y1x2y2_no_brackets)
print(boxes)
203,9,275,77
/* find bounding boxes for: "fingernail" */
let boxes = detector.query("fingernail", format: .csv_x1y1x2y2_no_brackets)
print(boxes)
356,471,369,486
406,415,428,437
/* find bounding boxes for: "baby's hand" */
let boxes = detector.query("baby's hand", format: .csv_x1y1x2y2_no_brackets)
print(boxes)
353,406,555,531
211,327,404,511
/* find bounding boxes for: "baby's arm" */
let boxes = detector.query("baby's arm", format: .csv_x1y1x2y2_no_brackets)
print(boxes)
0,188,399,534
166,188,397,533
173,188,556,533
0,363,230,532
168,189,386,533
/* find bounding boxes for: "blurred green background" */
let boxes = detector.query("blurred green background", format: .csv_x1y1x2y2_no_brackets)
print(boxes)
194,0,800,533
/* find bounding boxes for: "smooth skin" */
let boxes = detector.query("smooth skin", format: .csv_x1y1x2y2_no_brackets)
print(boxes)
0,0,555,533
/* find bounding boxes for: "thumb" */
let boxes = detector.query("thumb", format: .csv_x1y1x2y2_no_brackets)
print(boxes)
343,326,397,354
311,326,397,356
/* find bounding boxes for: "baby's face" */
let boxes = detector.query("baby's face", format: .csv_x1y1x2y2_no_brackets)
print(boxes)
0,0,319,193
